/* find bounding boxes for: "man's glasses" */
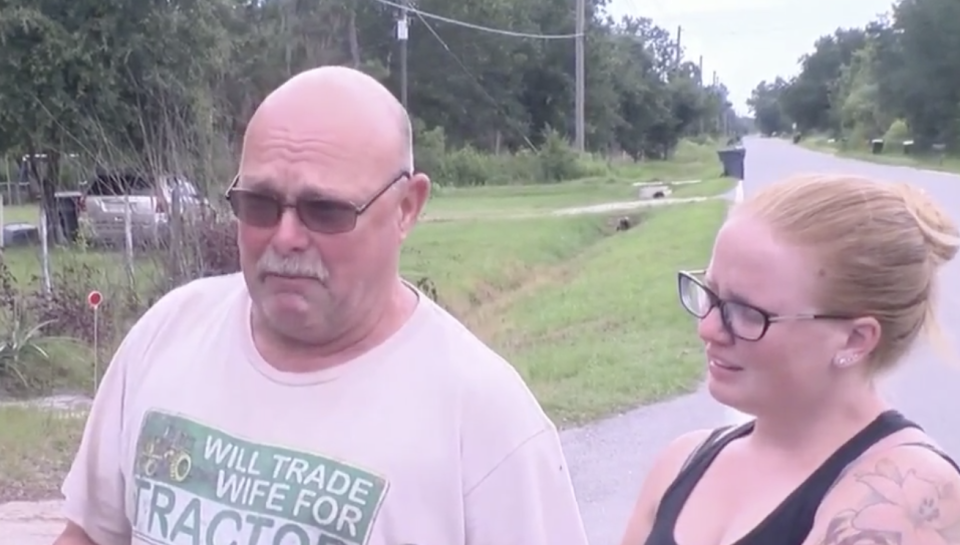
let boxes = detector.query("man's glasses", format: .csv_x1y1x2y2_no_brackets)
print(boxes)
225,171,410,235
677,270,852,341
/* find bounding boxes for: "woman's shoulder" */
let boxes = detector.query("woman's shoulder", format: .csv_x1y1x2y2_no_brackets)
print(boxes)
619,427,727,545
659,426,735,474
805,441,960,545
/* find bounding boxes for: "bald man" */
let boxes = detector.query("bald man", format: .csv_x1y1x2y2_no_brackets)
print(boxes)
54,66,588,545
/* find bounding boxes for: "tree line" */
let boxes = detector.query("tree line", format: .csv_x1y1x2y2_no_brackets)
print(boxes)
0,0,741,205
747,0,960,151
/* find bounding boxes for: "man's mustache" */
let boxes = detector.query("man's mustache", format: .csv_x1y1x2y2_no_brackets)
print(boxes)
256,248,329,282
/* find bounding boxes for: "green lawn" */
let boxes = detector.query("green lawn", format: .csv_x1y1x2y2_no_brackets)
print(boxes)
424,176,733,219
671,178,735,198
496,201,723,425
403,200,726,425
0,406,85,502
604,138,722,182
1,203,38,224
425,178,636,218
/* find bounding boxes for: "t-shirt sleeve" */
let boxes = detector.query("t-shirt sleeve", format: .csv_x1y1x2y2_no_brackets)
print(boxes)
60,283,189,545
463,426,589,545
60,332,134,545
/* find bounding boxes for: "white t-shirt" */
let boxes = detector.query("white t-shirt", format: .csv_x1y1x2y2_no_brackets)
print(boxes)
61,273,588,545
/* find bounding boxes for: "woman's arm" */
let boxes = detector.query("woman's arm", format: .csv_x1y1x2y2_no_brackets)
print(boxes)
804,445,960,545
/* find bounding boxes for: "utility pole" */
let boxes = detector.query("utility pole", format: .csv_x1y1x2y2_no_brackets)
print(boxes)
713,70,722,135
574,0,585,152
675,25,683,71
397,1,410,109
698,55,704,135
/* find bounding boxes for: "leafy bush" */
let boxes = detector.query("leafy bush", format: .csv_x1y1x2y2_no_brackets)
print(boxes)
0,304,53,394
154,213,240,296
883,119,911,144
414,121,587,187
538,127,583,182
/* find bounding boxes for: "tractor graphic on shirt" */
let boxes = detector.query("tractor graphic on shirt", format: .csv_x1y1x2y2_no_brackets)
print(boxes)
138,424,195,483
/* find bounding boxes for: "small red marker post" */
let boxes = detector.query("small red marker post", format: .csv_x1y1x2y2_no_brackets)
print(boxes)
88,290,103,392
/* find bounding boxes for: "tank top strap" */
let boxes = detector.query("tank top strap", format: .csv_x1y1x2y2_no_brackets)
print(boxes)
798,410,920,501
653,421,755,522
896,442,960,474
678,424,738,473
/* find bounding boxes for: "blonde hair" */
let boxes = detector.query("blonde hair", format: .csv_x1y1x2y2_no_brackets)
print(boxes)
737,174,959,372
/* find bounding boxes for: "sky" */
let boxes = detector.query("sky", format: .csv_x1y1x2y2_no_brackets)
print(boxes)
605,0,894,115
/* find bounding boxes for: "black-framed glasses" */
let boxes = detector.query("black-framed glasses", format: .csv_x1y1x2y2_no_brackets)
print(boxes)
224,171,410,234
677,270,853,341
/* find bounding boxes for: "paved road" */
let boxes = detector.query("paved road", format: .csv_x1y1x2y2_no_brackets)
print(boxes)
564,137,960,545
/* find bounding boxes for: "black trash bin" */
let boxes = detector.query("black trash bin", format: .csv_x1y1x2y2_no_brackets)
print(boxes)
54,190,83,242
871,139,884,154
717,148,746,180
903,140,914,155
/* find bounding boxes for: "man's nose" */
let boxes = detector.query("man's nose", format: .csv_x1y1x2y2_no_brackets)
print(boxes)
270,207,312,252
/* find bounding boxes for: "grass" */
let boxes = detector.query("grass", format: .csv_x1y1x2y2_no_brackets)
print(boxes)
1,203,38,224
424,177,734,219
425,178,636,218
404,199,727,425
0,204,145,287
0,160,729,501
0,245,149,288
0,406,85,502
671,178,735,198
800,136,960,173
422,138,725,219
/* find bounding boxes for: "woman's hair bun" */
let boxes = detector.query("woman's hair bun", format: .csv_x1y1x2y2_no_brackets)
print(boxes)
891,183,959,265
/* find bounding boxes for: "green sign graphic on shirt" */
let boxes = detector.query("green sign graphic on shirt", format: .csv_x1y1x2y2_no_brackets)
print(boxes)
131,410,389,545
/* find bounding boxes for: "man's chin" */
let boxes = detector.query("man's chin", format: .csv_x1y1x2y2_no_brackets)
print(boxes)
263,291,313,313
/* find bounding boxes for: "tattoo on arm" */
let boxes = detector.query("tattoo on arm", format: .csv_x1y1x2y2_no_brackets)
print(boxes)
818,459,960,545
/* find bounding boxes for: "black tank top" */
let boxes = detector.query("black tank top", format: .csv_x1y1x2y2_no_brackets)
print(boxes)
644,410,960,545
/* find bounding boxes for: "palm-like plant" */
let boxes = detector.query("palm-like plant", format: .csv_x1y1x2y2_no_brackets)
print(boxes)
0,303,54,391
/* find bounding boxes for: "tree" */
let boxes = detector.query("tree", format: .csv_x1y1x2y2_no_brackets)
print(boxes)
0,0,737,207
749,0,960,150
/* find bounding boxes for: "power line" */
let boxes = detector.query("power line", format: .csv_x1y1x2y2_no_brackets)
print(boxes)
410,9,537,150
371,0,581,40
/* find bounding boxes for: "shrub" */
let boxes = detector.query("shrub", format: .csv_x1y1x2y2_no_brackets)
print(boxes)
883,119,911,144
0,303,54,394
538,127,583,182
157,213,240,287
414,121,586,187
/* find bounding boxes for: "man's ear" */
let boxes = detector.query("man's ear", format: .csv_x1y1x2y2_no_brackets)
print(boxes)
397,172,430,240
836,316,882,368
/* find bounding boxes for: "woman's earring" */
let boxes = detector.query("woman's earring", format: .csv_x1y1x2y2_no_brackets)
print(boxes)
833,354,858,368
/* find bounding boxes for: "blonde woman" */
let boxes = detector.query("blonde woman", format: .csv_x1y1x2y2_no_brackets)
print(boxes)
621,175,960,545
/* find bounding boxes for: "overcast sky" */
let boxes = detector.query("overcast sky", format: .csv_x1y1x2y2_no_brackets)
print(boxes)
604,0,893,114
